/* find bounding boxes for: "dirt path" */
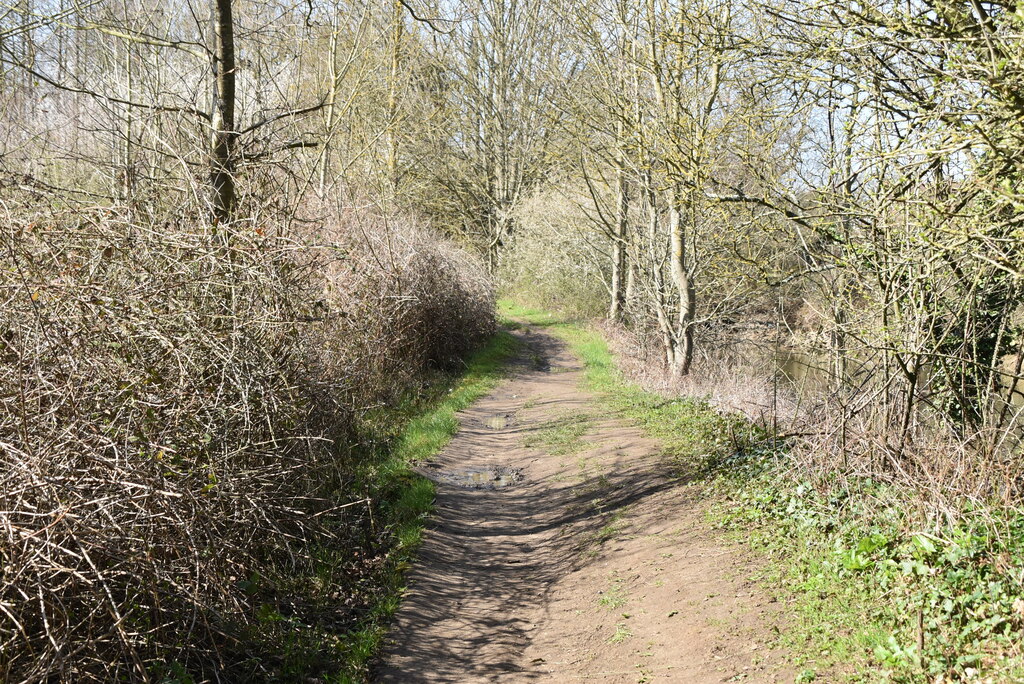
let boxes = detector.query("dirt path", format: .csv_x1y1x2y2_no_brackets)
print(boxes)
375,326,792,683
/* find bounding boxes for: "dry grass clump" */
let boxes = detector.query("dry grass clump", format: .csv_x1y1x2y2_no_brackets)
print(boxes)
0,204,492,681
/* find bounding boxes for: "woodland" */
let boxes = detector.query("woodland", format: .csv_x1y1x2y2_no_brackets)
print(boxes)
2,0,1024,681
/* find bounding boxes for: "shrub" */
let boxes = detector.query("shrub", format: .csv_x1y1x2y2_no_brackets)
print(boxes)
0,204,493,681
498,188,609,317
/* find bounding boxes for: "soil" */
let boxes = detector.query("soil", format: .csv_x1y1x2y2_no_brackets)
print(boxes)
375,326,793,683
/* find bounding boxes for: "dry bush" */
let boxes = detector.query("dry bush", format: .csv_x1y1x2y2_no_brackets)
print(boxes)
499,189,610,317
785,396,1024,509
0,202,493,682
317,208,495,399
598,320,799,425
597,318,1024,510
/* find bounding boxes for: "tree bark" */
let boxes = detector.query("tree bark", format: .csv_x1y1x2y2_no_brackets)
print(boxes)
609,132,629,321
210,0,236,221
668,187,695,376
317,28,339,198
386,0,402,196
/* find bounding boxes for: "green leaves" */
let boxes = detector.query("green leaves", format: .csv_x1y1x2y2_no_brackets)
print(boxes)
724,465,1024,681
873,634,919,668
840,533,889,571
840,548,874,571
911,533,937,558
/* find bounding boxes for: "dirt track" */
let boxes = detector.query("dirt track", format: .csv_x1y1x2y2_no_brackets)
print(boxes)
375,326,792,683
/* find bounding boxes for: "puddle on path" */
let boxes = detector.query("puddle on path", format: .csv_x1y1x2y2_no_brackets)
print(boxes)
484,413,516,430
433,465,523,490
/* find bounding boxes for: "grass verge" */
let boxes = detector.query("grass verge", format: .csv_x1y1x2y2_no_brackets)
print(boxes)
242,329,520,683
339,329,520,679
500,298,1024,683
710,467,1024,683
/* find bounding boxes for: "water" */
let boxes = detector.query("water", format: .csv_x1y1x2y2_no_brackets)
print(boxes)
775,348,832,395
485,413,515,430
770,344,1024,427
434,465,523,490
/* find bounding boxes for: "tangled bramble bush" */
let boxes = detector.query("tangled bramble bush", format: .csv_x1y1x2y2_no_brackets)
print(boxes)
0,204,493,681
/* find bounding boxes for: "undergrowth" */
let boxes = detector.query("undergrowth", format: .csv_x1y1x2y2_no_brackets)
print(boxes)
713,469,1024,683
500,298,1024,683
0,203,498,683
287,330,520,682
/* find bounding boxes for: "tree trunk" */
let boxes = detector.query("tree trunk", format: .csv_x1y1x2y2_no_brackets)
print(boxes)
386,0,402,196
609,142,629,321
318,28,339,197
643,169,678,371
668,188,695,376
121,29,134,203
210,0,236,221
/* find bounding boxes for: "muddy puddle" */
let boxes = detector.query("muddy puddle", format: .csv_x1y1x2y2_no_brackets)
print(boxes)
431,465,523,490
484,412,516,430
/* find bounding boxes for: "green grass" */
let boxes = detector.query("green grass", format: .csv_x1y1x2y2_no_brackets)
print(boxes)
608,621,633,644
522,410,593,455
598,576,628,609
240,328,521,683
335,330,520,680
500,297,1024,682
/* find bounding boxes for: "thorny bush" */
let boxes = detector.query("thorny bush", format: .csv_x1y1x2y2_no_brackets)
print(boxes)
0,203,493,681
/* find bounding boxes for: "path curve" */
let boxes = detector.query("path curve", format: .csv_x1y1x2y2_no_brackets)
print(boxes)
375,326,791,683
